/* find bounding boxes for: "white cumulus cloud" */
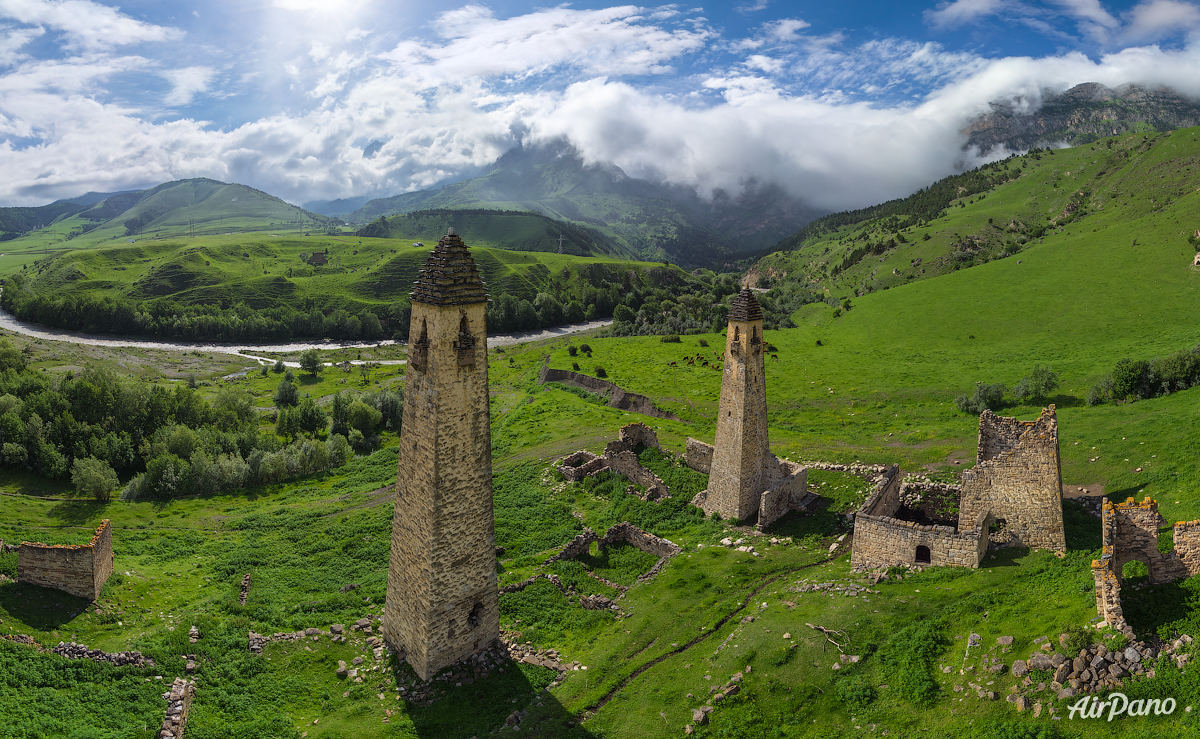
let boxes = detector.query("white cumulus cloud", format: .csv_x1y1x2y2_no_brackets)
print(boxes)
0,0,182,50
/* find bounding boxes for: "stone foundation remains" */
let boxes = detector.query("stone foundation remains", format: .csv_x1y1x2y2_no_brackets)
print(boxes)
556,423,671,500
17,520,114,601
959,407,1066,552
1092,497,1200,634
538,360,680,420
686,438,809,531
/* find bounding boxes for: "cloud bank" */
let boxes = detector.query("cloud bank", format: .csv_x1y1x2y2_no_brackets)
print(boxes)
0,0,1199,213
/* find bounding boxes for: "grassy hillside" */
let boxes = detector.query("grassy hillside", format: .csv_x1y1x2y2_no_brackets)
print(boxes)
354,208,622,257
756,126,1200,302
0,179,334,278
2,232,685,340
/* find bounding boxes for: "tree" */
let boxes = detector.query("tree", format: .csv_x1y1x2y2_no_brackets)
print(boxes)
272,358,285,373
274,376,299,408
71,456,118,502
276,406,300,441
296,396,328,437
613,304,636,324
955,382,1006,414
213,386,255,429
299,349,322,376
348,399,382,436
330,391,351,436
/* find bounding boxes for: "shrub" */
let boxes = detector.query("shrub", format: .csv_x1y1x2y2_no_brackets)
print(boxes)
568,346,577,356
698,338,708,347
955,382,1006,414
595,366,607,378
571,362,580,371
660,334,681,343
272,358,285,373
1061,624,1091,653
579,344,592,354
877,619,948,705
836,675,876,710
1013,364,1059,403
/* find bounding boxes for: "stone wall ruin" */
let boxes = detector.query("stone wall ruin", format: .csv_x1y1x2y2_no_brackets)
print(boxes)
556,423,671,500
1092,497,1200,635
17,520,114,601
959,407,1066,552
537,360,680,421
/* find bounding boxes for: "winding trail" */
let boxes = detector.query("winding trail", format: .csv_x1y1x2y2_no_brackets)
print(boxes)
579,551,842,720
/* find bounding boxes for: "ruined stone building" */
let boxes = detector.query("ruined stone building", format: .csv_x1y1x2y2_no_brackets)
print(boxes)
557,423,671,500
384,228,500,681
1093,497,1200,634
852,406,1066,570
18,520,113,600
686,289,807,529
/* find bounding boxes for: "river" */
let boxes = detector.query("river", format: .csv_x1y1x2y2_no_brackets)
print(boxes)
0,309,612,368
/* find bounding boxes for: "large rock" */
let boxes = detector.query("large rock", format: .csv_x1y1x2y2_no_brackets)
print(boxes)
1053,663,1071,683
1011,660,1029,677
1029,653,1054,670
1124,647,1142,664
1058,688,1076,699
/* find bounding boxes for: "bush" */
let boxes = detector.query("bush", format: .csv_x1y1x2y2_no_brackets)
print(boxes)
1060,624,1092,653
272,358,285,373
955,382,1006,414
836,675,876,710
568,346,577,356
1012,364,1059,403
595,366,607,378
877,619,948,705
578,344,592,354
660,334,681,343
698,338,708,347
71,456,118,501
571,362,580,371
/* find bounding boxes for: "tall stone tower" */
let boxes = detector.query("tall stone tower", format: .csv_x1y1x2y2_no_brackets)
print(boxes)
703,289,773,521
383,228,499,681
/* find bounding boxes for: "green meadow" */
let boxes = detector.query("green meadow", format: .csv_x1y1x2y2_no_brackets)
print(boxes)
1,131,1200,737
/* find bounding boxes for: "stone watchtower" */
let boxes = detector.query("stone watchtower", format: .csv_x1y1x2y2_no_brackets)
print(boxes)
383,228,499,681
703,289,773,521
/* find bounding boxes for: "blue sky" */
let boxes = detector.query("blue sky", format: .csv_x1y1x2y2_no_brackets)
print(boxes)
1,0,1199,211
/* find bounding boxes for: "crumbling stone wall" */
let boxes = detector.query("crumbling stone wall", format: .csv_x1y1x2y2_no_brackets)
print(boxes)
757,462,808,531
158,677,194,739
959,407,1066,552
555,424,670,500
537,362,680,420
1093,498,1200,634
17,520,113,601
860,466,902,518
543,530,598,564
683,438,714,474
384,231,500,682
599,522,682,558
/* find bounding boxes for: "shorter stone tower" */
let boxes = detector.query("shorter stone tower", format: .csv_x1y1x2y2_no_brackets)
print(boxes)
383,228,499,681
703,289,774,521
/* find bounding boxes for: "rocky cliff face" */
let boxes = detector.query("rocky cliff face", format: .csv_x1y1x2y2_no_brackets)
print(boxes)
964,83,1200,154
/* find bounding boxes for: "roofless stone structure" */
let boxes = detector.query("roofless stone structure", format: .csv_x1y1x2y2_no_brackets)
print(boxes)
383,228,499,681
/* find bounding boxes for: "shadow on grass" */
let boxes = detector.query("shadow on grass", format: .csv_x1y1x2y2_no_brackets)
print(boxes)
45,499,111,527
982,545,1029,567
0,581,89,630
1063,499,1101,551
763,498,846,541
1121,577,1199,638
399,652,599,739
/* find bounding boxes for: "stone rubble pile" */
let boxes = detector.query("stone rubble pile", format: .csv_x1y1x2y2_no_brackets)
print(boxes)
579,594,618,611
250,617,380,653
239,573,251,606
52,641,153,668
787,580,879,597
804,461,891,475
188,626,199,645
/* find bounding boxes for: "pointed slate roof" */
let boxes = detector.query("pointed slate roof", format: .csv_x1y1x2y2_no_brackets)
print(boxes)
727,288,764,322
409,228,489,306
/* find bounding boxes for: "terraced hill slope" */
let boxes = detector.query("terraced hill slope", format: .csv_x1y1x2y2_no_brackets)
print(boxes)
754,126,1200,302
354,209,621,257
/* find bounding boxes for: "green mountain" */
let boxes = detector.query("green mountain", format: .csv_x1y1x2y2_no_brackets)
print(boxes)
965,82,1200,154
354,209,623,257
343,142,823,266
751,126,1200,301
1,178,333,248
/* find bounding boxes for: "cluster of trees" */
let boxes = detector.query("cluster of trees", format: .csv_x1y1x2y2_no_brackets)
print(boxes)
0,279,392,342
955,365,1060,414
0,338,408,501
1088,346,1200,405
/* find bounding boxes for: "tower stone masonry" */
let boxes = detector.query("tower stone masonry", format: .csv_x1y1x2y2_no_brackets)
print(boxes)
383,228,499,681
703,289,774,521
